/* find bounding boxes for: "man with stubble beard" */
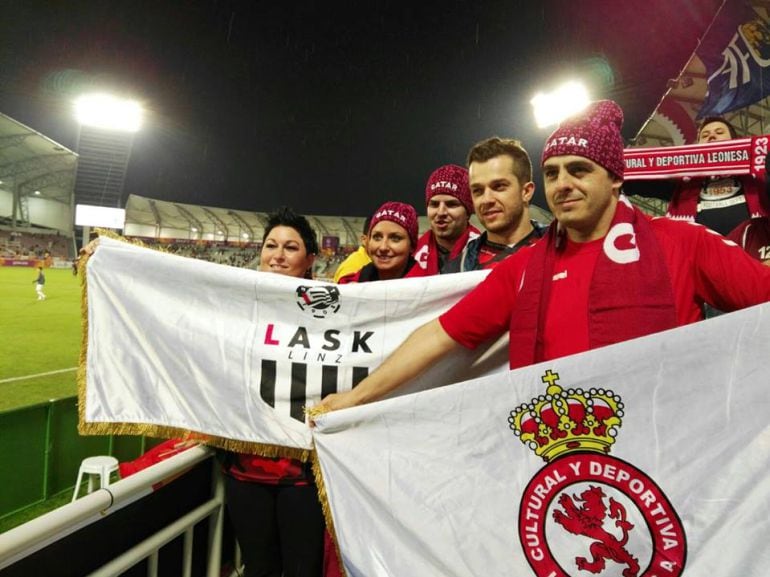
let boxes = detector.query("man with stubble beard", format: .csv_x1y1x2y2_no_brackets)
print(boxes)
444,137,546,272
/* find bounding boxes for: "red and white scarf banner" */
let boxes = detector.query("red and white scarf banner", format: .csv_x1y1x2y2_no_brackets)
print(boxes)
623,136,769,180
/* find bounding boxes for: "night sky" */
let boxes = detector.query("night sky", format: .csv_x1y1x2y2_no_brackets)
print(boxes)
0,0,723,216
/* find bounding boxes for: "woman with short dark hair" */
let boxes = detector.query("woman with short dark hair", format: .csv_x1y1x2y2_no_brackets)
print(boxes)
223,206,325,577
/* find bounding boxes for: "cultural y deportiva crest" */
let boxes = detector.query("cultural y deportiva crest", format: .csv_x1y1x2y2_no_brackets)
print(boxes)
509,370,687,577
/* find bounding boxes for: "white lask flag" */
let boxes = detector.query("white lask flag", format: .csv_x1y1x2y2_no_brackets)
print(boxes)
81,237,506,452
313,303,770,577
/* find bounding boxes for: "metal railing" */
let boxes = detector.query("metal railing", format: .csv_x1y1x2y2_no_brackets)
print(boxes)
0,445,230,576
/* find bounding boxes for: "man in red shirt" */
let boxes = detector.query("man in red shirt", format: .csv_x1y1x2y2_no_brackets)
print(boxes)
317,101,770,413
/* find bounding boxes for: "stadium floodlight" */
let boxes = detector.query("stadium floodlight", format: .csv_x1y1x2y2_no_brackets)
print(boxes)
74,93,144,132
531,81,590,129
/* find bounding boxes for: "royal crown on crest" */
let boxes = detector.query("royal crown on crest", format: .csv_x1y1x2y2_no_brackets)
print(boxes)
508,370,623,462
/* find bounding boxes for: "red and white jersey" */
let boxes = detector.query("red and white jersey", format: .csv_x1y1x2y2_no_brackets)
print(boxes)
727,218,770,263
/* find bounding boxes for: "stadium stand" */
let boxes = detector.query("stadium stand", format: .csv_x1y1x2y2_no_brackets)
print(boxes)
0,113,78,267
130,237,260,268
0,229,70,259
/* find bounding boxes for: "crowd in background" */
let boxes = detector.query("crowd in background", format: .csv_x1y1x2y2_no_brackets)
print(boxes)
0,229,69,260
0,228,356,280
128,237,351,279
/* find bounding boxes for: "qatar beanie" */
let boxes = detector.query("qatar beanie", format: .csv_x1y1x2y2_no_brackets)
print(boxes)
369,201,419,250
541,100,625,178
425,164,473,214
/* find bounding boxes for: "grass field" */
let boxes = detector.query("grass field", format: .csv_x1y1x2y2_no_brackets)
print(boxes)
0,266,82,411
1,265,99,532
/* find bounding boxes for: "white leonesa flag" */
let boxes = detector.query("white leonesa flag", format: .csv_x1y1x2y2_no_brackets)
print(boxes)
81,236,506,451
313,303,770,577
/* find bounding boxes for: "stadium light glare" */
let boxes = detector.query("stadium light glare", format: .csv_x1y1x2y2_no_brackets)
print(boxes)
74,93,144,132
531,81,590,129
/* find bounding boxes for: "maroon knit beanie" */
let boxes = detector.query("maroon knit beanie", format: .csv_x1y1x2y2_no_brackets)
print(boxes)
369,201,419,251
541,100,625,178
425,164,473,214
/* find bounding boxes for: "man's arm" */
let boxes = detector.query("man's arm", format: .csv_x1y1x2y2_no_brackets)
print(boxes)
692,223,770,309
316,318,461,413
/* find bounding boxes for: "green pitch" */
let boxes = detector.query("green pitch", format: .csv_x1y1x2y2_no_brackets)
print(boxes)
0,267,82,412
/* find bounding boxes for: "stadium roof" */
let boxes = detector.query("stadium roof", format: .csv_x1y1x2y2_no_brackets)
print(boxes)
125,194,377,245
125,194,554,245
0,113,77,211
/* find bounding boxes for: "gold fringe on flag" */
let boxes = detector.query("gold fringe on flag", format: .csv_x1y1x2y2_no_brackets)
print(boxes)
77,419,313,460
311,445,347,577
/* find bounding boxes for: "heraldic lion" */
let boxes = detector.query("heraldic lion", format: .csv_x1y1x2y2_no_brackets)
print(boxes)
552,485,640,577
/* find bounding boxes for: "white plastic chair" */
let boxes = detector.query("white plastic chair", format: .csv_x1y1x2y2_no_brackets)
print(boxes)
71,456,120,502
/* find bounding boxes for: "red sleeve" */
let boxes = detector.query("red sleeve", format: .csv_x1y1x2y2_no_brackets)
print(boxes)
692,224,770,311
658,219,770,313
438,249,531,349
726,218,770,262
725,219,750,247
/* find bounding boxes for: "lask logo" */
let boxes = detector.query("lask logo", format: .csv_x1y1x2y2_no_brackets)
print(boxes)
296,285,341,318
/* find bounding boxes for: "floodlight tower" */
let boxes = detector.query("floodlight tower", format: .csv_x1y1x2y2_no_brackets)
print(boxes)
73,93,143,246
